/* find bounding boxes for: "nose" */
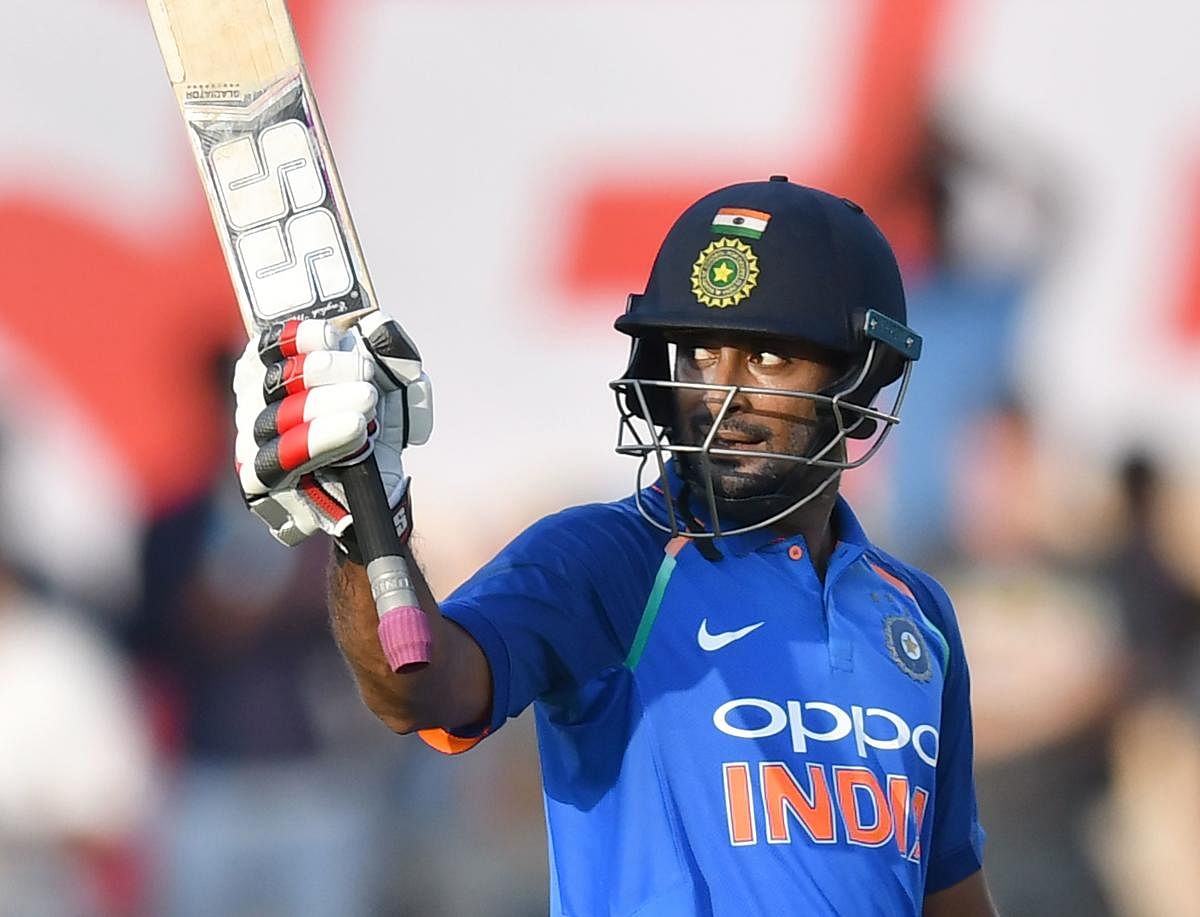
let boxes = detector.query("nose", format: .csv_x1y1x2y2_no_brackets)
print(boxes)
699,348,752,419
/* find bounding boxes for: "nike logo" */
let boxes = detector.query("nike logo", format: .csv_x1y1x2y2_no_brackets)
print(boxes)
697,618,765,652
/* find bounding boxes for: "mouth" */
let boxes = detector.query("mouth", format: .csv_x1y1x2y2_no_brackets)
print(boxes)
684,411,775,458
713,436,765,453
698,427,767,453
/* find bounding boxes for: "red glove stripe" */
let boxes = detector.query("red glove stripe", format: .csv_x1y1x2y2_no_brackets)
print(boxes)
279,319,303,358
258,319,304,364
277,423,313,472
282,355,308,396
300,474,349,523
277,390,309,434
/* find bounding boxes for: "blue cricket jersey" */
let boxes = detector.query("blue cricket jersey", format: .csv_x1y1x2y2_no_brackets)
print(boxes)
423,475,985,916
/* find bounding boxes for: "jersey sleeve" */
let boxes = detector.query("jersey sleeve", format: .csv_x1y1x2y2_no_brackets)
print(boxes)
424,503,664,751
908,568,987,894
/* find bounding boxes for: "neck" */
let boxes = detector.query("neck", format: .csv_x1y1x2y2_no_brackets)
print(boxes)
768,476,841,578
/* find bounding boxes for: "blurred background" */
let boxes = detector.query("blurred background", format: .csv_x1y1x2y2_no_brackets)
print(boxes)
1,0,1199,914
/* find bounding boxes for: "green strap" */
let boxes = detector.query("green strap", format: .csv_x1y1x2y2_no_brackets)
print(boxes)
625,537,687,670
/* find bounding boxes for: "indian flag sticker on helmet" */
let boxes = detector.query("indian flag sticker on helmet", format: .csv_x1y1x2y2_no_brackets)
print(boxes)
711,207,772,240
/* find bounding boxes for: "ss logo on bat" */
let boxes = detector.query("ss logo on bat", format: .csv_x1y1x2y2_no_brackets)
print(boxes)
207,119,352,320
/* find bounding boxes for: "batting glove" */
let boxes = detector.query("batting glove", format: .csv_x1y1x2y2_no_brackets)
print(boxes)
232,313,433,558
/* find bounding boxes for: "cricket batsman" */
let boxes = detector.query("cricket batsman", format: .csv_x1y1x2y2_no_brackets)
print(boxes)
233,178,997,915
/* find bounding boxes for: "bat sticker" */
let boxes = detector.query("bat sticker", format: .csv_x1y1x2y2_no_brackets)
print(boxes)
184,78,366,326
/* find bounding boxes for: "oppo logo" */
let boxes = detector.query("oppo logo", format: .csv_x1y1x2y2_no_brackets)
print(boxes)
712,697,939,767
208,117,353,320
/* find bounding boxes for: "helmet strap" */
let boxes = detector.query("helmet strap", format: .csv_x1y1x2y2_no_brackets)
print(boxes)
675,482,725,561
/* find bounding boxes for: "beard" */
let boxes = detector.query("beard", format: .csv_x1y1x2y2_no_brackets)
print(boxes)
674,408,830,503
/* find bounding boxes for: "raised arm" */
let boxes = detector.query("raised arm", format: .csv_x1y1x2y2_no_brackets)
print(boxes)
231,315,491,736
327,547,491,734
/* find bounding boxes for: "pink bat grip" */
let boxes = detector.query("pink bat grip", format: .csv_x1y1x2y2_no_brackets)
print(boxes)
378,605,433,670
363,553,431,671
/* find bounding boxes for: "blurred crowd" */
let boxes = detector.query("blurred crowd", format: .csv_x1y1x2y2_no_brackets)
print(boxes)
3,116,1199,917
0,387,550,917
3,2,1200,914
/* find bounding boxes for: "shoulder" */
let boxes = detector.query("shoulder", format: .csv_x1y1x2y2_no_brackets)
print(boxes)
865,546,959,635
516,495,664,553
453,493,670,596
863,546,969,686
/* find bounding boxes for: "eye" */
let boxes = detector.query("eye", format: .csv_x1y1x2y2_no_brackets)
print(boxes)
751,352,788,367
689,346,719,364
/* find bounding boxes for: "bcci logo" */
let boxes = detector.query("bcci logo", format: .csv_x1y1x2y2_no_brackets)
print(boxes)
883,615,932,682
691,237,759,308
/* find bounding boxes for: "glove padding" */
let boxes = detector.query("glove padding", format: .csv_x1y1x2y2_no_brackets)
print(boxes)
232,313,433,552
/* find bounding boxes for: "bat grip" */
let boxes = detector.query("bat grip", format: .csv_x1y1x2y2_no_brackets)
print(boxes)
338,455,432,671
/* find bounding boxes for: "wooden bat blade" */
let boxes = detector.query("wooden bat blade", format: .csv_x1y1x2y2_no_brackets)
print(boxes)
147,0,302,89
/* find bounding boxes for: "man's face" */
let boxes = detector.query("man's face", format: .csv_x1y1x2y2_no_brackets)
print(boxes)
670,336,845,501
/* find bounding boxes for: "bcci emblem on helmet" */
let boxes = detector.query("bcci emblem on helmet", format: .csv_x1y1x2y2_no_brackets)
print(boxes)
691,238,759,308
883,615,932,682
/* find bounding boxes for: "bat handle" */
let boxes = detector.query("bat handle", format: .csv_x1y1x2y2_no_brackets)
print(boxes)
338,455,432,671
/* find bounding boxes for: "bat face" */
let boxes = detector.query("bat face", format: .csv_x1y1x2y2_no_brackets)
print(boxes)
148,0,376,333
185,78,371,329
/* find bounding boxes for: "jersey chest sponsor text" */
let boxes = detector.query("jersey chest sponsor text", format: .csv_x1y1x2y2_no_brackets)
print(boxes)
629,541,944,867
712,696,935,860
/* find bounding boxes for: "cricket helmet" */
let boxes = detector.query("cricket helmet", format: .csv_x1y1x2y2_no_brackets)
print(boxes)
611,177,922,538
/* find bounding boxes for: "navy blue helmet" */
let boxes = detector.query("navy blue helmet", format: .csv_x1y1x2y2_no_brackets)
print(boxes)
610,177,922,538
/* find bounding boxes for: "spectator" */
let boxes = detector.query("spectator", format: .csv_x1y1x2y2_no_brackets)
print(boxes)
0,558,155,916
935,403,1123,917
138,469,390,917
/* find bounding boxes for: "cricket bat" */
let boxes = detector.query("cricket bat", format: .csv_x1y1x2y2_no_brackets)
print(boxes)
146,0,432,670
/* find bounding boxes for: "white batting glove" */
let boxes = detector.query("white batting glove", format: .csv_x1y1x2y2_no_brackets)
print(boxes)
232,313,433,556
